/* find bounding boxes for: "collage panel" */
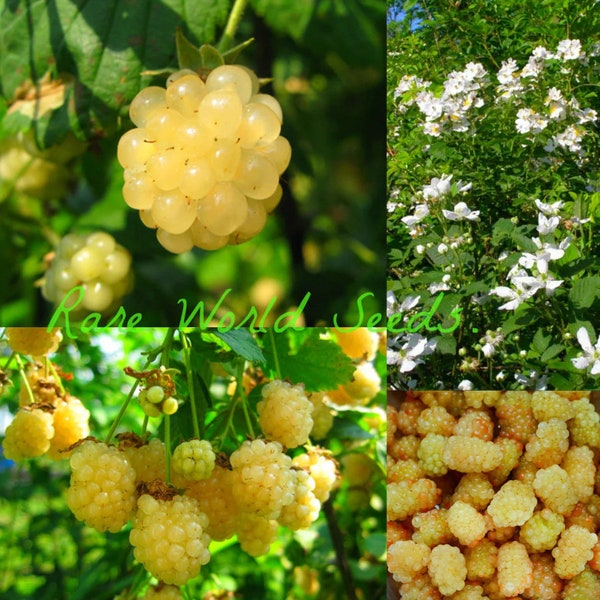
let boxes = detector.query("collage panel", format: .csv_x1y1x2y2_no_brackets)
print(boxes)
0,0,386,328
387,1,600,599
386,1,600,390
0,326,386,599
387,389,600,599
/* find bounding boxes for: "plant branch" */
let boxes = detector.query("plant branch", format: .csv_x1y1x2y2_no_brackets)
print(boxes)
323,497,358,600
218,0,249,53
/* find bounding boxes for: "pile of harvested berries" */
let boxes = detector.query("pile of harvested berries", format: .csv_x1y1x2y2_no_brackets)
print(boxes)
387,390,600,599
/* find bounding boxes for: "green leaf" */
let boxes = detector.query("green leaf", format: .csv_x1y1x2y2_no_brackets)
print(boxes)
330,416,374,440
569,276,600,309
435,335,456,355
363,532,386,559
540,343,565,362
249,0,315,40
262,330,355,391
531,329,551,355
214,329,266,363
0,0,231,145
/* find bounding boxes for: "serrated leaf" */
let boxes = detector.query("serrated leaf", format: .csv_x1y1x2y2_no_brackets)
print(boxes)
532,329,551,355
263,331,355,391
569,276,600,309
213,329,265,363
0,0,231,146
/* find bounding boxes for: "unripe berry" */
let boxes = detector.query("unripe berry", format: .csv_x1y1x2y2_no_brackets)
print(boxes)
172,440,215,481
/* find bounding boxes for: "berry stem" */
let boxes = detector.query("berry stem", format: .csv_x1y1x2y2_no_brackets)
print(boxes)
179,331,201,440
165,414,172,485
1,348,16,372
236,360,255,438
323,497,358,600
45,357,65,395
268,329,283,379
140,414,149,437
15,354,35,405
104,377,142,444
217,0,249,53
159,328,176,485
105,328,174,444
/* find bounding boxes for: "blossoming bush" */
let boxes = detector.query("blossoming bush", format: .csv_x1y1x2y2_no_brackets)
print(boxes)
387,3,600,390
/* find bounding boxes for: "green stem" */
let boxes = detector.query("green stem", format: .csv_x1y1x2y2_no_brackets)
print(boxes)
217,0,249,53
322,497,358,600
1,348,16,372
268,329,282,379
45,357,65,395
180,331,201,439
105,328,174,444
15,355,35,405
140,414,149,437
159,329,176,485
165,414,172,485
104,379,142,444
236,360,255,438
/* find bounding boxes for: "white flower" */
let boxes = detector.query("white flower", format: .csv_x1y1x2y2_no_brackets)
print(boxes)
423,174,453,199
497,58,520,84
514,371,548,390
534,199,564,215
388,334,437,373
423,121,443,137
536,213,560,234
457,380,474,390
386,291,399,316
481,330,504,358
437,243,449,254
556,39,583,61
490,275,545,310
428,281,450,294
402,204,430,228
571,327,600,374
515,108,548,134
442,202,480,221
399,295,421,312
416,91,444,120
531,46,553,61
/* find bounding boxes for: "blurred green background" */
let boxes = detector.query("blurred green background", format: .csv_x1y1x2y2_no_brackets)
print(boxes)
0,327,387,599
0,0,386,326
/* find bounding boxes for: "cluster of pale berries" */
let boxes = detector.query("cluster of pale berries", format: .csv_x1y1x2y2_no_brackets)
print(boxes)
42,231,133,313
138,384,180,417
323,327,383,408
64,407,337,592
117,64,291,253
1,328,90,461
0,130,85,201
